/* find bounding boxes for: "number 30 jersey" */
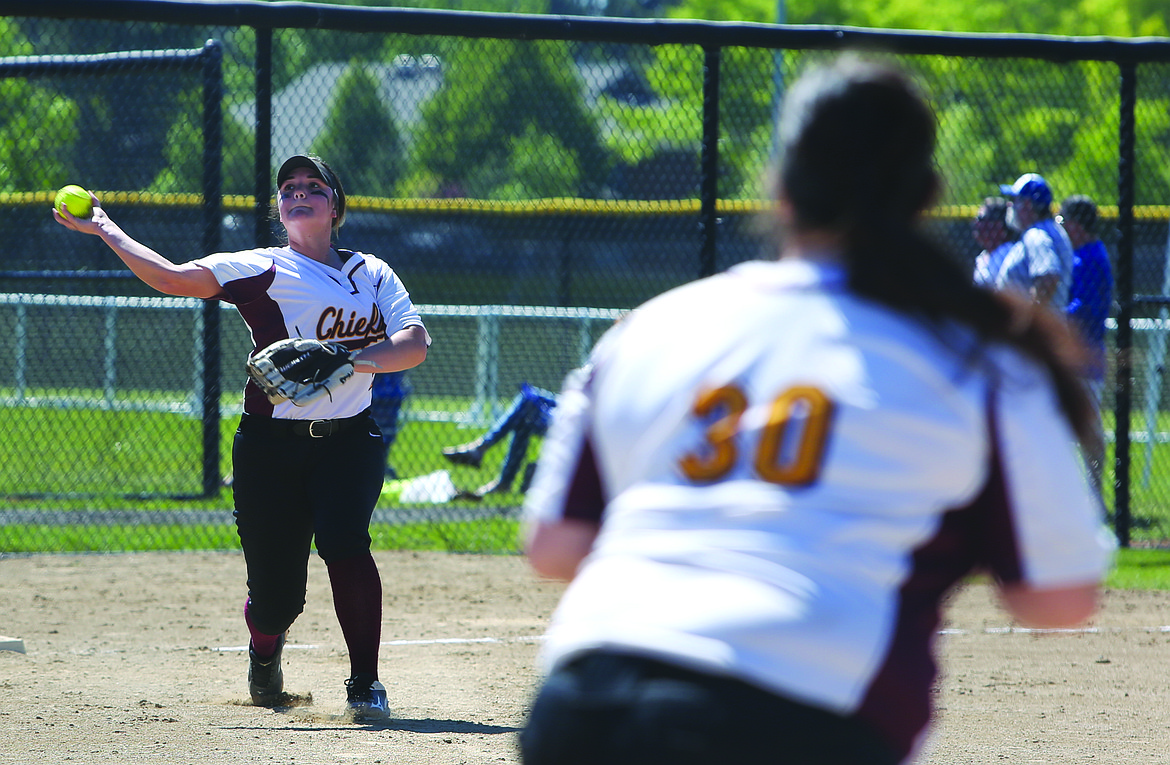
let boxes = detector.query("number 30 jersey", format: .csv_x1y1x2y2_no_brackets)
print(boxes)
524,257,1113,761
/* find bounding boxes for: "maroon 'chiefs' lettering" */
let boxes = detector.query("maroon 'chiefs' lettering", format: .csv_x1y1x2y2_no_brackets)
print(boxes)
316,304,388,345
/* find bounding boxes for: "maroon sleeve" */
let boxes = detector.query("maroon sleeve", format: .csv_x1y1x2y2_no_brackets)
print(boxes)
562,437,606,523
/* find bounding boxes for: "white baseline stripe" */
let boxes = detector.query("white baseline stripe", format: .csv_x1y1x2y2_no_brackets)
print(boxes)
212,644,320,652
211,635,545,652
384,635,546,646
939,625,1170,635
213,626,1170,652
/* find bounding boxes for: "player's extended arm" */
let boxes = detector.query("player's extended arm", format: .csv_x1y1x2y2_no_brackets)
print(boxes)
352,325,429,373
525,518,601,582
997,582,1100,628
53,195,222,299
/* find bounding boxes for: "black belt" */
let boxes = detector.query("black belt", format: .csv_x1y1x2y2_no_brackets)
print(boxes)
242,410,372,438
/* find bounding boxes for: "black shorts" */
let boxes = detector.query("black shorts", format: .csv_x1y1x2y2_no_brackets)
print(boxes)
520,651,900,765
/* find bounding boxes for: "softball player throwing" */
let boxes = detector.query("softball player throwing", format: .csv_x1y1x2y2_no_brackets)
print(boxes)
520,57,1113,765
54,154,430,720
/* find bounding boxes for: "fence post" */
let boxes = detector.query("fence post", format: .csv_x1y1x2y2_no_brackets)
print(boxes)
103,306,117,408
254,27,274,248
577,317,595,367
472,310,500,427
200,40,224,497
1113,60,1136,547
699,46,721,279
14,304,27,403
192,306,205,417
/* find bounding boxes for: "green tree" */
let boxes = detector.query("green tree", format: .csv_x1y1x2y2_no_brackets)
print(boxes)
148,89,254,196
411,39,609,198
311,63,405,196
488,125,582,200
667,0,775,22
922,57,1090,204
12,17,210,192
669,0,1169,34
0,19,80,191
668,0,1170,206
838,0,1168,36
597,42,776,200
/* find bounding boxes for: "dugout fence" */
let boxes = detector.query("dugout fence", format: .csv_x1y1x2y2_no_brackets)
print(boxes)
3,0,1170,553
0,293,621,425
0,41,227,497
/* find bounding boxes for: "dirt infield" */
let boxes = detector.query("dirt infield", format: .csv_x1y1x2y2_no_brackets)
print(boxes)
0,551,1167,764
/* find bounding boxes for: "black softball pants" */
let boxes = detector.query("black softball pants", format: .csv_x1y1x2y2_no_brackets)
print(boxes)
231,412,386,636
519,651,900,765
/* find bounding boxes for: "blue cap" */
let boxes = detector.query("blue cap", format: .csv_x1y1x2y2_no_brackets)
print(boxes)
999,173,1052,208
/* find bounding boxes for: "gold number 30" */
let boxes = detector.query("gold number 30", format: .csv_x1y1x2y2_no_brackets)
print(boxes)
678,384,833,487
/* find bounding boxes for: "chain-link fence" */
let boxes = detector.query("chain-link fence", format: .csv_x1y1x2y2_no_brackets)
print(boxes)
2,1,1170,552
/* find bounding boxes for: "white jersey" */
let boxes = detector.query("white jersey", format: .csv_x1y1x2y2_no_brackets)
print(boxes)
994,218,1074,309
525,258,1113,761
194,245,429,420
972,241,1015,287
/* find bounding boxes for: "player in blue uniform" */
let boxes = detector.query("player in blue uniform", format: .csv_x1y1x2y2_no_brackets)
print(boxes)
371,370,412,478
1059,194,1114,496
443,383,558,497
54,154,430,720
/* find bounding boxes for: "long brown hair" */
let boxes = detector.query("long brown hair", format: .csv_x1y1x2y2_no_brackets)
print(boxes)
775,55,1095,445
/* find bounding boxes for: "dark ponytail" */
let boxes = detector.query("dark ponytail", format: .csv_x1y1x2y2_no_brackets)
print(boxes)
776,55,1095,446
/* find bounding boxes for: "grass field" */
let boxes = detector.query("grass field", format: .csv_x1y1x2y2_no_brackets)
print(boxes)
1106,547,1170,588
0,392,535,503
2,394,1170,560
0,391,534,553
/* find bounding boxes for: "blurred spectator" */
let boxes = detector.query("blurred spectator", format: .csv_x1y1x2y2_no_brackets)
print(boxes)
997,173,1074,309
442,383,557,498
370,371,411,479
1059,194,1114,495
972,197,1017,286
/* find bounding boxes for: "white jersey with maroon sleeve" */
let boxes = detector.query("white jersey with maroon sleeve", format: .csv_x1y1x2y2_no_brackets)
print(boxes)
193,246,429,420
524,258,1113,762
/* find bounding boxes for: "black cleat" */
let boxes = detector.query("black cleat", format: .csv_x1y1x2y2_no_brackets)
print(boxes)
441,445,484,468
345,673,390,720
248,633,285,706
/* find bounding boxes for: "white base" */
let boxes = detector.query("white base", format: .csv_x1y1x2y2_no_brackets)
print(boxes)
0,635,26,654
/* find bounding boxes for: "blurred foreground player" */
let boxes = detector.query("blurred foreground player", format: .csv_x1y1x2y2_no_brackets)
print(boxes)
519,56,1113,765
54,154,430,720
